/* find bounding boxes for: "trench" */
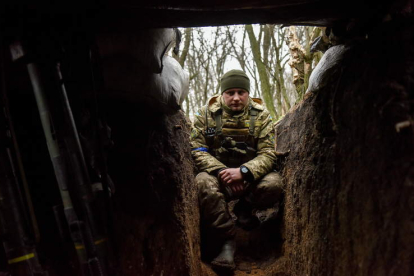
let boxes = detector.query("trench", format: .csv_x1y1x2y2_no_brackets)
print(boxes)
0,4,413,276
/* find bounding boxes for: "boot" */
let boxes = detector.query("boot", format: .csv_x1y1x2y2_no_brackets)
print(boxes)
211,239,236,271
233,199,260,231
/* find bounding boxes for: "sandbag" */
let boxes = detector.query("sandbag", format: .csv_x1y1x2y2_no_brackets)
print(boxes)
307,45,350,93
148,56,189,113
96,28,176,74
96,28,189,113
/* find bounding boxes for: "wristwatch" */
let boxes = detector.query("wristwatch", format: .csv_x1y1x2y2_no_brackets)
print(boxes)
240,165,250,179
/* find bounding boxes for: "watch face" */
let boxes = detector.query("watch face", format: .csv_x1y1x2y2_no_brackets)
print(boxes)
241,166,248,173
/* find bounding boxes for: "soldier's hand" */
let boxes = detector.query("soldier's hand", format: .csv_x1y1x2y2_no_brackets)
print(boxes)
218,168,243,185
228,180,246,197
219,168,247,197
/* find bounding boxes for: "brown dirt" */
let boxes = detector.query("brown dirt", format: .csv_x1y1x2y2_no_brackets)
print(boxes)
103,101,201,275
272,17,414,276
198,200,284,276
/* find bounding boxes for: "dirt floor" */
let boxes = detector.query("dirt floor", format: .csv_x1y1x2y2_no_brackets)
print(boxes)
202,261,268,276
199,200,285,276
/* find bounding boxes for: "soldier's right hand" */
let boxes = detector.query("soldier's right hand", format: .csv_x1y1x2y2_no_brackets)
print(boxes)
227,180,246,198
219,168,247,198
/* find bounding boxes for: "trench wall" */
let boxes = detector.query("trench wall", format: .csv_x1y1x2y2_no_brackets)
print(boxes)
102,99,201,276
273,18,414,275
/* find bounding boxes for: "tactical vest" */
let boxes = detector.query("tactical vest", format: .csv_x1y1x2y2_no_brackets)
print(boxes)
205,104,259,168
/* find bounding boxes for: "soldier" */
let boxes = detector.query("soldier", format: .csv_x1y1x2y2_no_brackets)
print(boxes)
190,69,283,271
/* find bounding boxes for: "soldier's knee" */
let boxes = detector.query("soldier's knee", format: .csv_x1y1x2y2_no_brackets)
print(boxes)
260,172,284,191
248,171,284,207
263,171,283,183
196,172,220,196
195,172,210,185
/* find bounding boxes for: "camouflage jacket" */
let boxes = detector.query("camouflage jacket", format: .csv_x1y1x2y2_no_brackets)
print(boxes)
190,95,276,181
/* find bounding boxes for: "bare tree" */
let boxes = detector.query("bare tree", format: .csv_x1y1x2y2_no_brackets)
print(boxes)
269,25,291,112
177,27,232,118
245,24,278,119
286,26,323,101
176,24,321,121
232,25,294,119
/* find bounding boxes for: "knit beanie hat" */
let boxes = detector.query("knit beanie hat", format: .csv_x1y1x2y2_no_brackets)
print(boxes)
220,69,250,93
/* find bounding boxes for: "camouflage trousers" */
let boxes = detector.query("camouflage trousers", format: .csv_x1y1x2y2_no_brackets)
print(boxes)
196,171,284,239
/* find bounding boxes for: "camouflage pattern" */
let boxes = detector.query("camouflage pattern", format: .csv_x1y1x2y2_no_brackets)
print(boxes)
195,171,283,239
196,172,236,239
191,95,282,239
190,95,276,180
244,172,284,209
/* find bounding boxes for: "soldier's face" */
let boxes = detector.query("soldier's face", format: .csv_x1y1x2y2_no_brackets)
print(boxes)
222,89,249,111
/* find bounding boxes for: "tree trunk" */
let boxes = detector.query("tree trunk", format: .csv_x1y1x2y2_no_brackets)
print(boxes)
178,28,192,68
270,25,291,112
286,26,307,100
245,24,277,119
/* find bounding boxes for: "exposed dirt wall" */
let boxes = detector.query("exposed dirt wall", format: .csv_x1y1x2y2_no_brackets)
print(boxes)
273,18,414,275
103,99,201,276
